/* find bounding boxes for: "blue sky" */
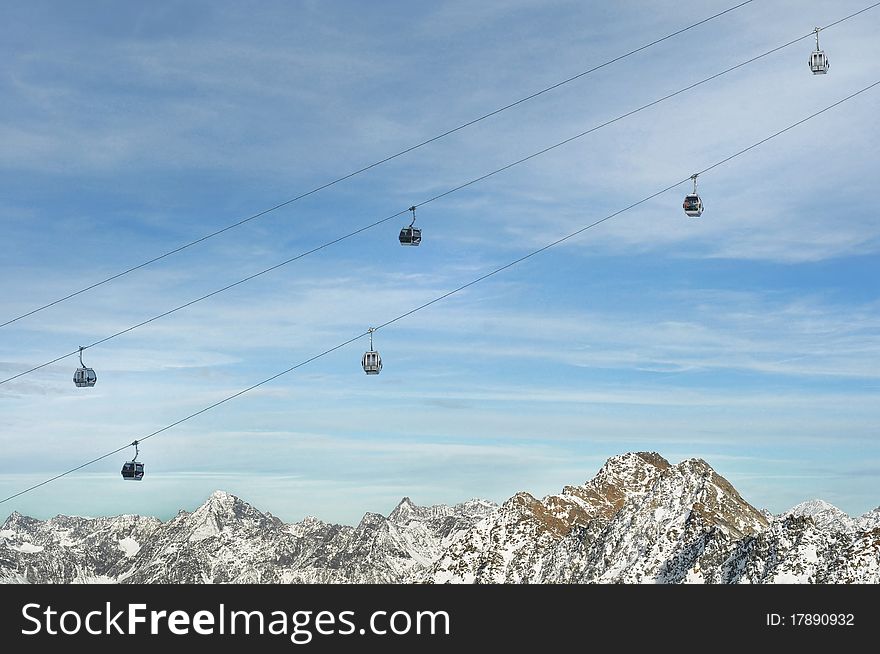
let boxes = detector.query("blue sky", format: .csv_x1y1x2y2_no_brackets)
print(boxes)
1,0,879,525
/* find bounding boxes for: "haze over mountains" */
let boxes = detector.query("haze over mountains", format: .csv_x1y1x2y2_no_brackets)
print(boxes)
2,452,878,583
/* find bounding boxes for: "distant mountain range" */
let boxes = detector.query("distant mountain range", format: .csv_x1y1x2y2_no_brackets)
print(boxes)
2,452,878,583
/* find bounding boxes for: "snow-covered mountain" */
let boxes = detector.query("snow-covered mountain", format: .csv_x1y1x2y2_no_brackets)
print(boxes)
783,499,855,532
855,506,880,531
0,490,497,584
427,452,774,583
2,452,878,583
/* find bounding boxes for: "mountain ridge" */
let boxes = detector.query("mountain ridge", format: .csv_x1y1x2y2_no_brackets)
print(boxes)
2,451,878,584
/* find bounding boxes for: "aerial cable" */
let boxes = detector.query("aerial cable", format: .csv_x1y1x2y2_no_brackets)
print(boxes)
3,15,872,387
2,77,877,504
0,207,411,385
374,85,880,333
0,1,760,330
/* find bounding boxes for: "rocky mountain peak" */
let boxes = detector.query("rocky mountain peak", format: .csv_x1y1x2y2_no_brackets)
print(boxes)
562,451,670,520
856,506,880,531
659,457,768,537
2,511,38,532
388,497,418,524
298,515,325,527
356,512,387,531
388,496,494,526
453,499,498,517
180,490,282,542
285,515,336,539
199,490,248,514
505,492,570,539
784,499,854,532
597,450,666,482
198,490,260,514
787,498,844,514
562,456,770,583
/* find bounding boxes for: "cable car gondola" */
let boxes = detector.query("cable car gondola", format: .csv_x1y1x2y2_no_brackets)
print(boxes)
809,27,829,75
73,346,97,387
121,440,145,481
683,173,703,218
399,206,422,246
361,327,382,374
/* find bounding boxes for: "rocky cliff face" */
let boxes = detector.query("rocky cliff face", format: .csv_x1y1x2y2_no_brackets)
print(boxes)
2,453,878,584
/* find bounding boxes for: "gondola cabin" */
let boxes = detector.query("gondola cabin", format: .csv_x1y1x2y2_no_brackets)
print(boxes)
809,27,829,75
399,226,422,246
362,350,382,374
74,366,97,387
74,346,97,387
683,193,703,218
121,461,144,481
809,49,829,74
